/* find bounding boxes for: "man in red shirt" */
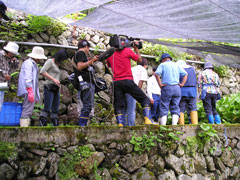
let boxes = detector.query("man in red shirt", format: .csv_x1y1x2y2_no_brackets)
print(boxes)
107,40,155,126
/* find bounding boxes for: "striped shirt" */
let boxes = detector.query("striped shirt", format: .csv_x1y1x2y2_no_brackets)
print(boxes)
198,69,220,94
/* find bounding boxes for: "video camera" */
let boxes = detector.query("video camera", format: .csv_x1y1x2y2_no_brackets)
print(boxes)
109,34,142,50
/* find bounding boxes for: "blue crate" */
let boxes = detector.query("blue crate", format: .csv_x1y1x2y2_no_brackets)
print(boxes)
0,102,22,126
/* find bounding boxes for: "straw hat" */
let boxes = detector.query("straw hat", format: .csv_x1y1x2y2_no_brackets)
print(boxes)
3,42,19,55
28,46,47,60
176,60,191,68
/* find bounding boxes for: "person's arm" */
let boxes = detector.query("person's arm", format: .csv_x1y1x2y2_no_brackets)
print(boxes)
41,72,60,86
138,80,144,89
77,55,98,71
147,78,154,104
179,74,188,87
156,75,165,88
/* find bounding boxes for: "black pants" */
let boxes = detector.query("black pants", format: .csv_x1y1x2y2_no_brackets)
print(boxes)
113,79,150,115
202,93,218,115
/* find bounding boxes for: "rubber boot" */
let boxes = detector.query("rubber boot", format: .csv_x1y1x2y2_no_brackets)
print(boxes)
172,114,179,125
190,111,198,124
160,115,167,125
116,114,125,126
179,112,185,125
143,107,158,125
20,117,30,127
207,114,214,124
78,114,89,126
39,116,47,126
51,118,59,126
214,114,221,124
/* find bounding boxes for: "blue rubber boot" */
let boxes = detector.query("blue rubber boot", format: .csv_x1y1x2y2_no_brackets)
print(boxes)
116,114,125,126
78,113,89,126
207,114,214,124
214,114,221,124
143,107,158,125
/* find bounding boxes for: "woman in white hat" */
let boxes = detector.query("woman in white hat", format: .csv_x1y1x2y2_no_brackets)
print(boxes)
0,41,19,111
17,46,47,127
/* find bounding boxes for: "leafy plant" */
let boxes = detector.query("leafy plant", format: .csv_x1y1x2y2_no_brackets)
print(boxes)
157,126,182,146
94,161,102,180
198,123,219,145
58,145,94,180
0,141,17,161
214,65,230,78
130,131,157,154
26,15,66,36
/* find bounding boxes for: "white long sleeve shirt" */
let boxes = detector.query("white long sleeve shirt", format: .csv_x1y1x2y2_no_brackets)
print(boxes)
147,75,161,99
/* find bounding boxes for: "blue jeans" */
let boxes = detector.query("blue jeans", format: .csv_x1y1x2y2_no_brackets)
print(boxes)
40,85,60,119
125,93,136,126
202,93,218,115
0,91,4,112
151,94,161,121
160,85,181,117
79,81,95,118
179,96,197,112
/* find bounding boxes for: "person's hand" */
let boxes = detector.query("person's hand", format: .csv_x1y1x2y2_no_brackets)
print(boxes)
26,87,34,102
159,83,166,88
150,98,154,105
89,55,99,65
53,79,60,87
4,74,11,81
179,83,184,87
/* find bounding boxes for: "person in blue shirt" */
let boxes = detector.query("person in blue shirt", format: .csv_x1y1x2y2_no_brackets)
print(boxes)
155,53,188,125
176,60,198,125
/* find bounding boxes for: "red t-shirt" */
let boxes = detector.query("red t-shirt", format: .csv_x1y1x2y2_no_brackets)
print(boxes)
107,48,139,81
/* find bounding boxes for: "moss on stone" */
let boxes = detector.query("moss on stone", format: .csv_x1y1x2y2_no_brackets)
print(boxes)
0,141,17,161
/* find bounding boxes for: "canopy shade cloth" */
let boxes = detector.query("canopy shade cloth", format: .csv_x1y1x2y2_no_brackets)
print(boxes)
74,0,240,44
2,0,112,18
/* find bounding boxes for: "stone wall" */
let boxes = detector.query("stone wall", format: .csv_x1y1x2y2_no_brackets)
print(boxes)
0,125,239,180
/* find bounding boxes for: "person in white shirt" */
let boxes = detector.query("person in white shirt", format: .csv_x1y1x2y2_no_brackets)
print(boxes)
125,58,148,126
147,67,161,122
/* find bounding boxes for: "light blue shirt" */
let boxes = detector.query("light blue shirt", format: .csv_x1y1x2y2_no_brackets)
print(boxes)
155,60,187,85
17,58,40,102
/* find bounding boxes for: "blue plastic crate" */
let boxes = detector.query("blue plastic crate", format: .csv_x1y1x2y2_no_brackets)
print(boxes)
0,102,22,126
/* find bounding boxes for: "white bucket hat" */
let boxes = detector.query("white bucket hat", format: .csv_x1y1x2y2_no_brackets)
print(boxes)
3,42,19,55
176,60,191,68
27,46,47,60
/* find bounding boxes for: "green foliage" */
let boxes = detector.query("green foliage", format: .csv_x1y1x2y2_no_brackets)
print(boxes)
65,12,87,20
0,21,29,41
94,161,102,180
58,145,94,180
157,126,182,146
214,65,230,78
217,93,240,124
0,141,17,161
140,42,194,62
26,15,67,36
130,131,157,154
32,103,44,120
198,123,219,144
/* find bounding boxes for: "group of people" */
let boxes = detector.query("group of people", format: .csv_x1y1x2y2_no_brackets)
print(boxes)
0,38,222,127
0,1,221,127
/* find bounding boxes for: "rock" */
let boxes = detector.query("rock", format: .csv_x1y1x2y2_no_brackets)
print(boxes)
49,35,58,44
29,149,48,156
75,152,105,177
85,34,91,41
60,85,72,104
39,32,49,42
32,157,47,175
132,167,156,180
27,176,47,180
220,86,230,95
146,155,165,176
0,163,16,180
102,149,121,168
182,155,195,176
116,143,133,155
165,154,184,175
47,152,60,178
32,33,44,43
109,166,131,180
191,174,205,180
175,145,185,157
56,147,67,156
193,153,207,174
89,168,112,180
205,156,215,171
119,153,148,173
213,157,226,173
177,174,192,180
67,103,78,123
220,149,235,167
109,142,117,149
18,160,33,180
60,69,70,82
158,170,177,180
59,103,67,115
57,35,68,46
158,142,177,155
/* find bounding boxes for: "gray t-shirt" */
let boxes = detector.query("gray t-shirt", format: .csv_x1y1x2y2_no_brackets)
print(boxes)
40,59,60,85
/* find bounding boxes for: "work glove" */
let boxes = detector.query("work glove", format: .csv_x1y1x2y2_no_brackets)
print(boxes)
26,87,34,102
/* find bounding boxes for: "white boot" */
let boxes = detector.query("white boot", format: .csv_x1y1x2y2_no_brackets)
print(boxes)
160,116,167,125
20,117,30,127
172,114,179,125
